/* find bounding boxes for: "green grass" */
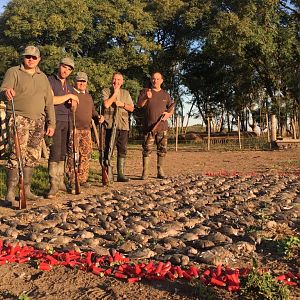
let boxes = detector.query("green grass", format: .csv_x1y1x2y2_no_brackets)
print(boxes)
0,162,103,199
0,165,50,198
241,268,290,300
276,236,300,258
195,282,218,299
18,293,30,300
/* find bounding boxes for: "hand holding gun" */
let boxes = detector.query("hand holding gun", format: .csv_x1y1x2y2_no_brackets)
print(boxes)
150,102,175,134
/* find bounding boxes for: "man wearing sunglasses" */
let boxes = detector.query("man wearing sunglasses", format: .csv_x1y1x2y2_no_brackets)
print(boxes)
47,57,79,198
0,45,55,207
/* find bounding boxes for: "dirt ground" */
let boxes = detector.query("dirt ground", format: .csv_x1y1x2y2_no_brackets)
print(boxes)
0,148,300,299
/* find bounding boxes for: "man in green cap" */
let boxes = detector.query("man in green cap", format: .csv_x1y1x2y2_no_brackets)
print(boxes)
0,45,55,207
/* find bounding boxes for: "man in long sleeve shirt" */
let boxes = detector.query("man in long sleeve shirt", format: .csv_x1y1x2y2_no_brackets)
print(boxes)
47,57,79,198
0,45,55,206
66,71,102,188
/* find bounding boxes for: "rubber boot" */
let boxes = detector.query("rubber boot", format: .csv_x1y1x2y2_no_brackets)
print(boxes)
157,156,166,179
108,165,114,184
141,156,150,180
47,162,59,199
58,161,67,192
24,167,39,200
3,168,19,207
117,157,129,182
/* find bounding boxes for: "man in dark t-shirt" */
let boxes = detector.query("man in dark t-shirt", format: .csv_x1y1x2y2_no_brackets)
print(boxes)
47,57,79,198
137,72,174,179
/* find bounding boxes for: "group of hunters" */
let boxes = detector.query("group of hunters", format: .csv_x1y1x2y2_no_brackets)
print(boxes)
0,45,174,208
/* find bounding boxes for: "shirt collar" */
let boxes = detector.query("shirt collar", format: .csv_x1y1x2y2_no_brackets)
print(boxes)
74,87,86,94
20,64,42,74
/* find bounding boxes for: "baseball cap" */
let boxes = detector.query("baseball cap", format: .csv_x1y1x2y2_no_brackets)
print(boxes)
60,57,75,69
22,46,40,57
76,71,88,82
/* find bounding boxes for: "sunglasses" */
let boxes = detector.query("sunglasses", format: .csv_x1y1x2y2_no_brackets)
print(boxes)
24,55,38,60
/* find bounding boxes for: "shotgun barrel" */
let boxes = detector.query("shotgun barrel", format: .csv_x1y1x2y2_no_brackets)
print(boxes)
105,105,118,184
11,98,26,209
72,110,80,194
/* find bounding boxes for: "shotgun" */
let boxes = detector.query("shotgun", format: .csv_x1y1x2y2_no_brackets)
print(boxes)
150,101,175,134
11,98,26,209
72,110,80,194
105,105,118,184
91,116,109,186
95,108,109,186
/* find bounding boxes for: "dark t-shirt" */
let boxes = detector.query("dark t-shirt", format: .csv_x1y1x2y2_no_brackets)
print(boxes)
138,88,173,132
74,90,99,129
48,75,74,122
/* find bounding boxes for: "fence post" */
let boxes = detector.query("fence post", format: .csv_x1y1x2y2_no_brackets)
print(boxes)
207,116,210,151
271,114,277,149
238,116,242,149
175,115,179,152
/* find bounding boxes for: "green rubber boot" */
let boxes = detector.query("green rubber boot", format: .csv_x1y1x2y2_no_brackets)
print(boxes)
117,157,129,182
24,167,39,200
141,156,150,180
157,156,166,179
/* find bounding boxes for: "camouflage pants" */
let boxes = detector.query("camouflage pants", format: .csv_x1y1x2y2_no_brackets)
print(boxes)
142,130,168,157
0,104,7,158
7,115,45,169
66,129,92,183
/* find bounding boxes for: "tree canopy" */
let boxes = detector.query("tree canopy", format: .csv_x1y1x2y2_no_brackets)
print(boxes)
0,0,299,133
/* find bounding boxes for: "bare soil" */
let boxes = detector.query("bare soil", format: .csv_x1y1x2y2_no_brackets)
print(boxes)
0,148,300,300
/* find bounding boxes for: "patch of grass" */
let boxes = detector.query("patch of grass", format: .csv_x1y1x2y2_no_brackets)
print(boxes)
18,293,30,300
0,164,5,198
246,225,262,234
0,165,49,198
115,230,132,247
285,159,300,166
241,260,290,300
91,150,99,160
31,165,49,196
258,236,300,263
194,282,218,300
88,167,101,183
276,236,300,258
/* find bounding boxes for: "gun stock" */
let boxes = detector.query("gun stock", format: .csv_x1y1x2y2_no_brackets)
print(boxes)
11,98,26,209
72,110,80,194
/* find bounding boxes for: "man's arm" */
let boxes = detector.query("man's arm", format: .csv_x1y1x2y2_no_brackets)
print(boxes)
103,87,118,108
44,80,56,136
121,102,134,112
52,91,79,105
162,98,175,121
137,89,152,108
119,90,134,112
0,68,16,101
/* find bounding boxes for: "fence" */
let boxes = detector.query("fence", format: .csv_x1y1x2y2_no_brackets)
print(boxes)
126,131,270,152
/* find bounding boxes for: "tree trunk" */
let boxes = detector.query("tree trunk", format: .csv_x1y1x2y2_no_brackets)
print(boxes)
183,98,196,134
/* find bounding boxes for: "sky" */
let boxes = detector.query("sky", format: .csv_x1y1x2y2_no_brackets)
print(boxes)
0,0,8,12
